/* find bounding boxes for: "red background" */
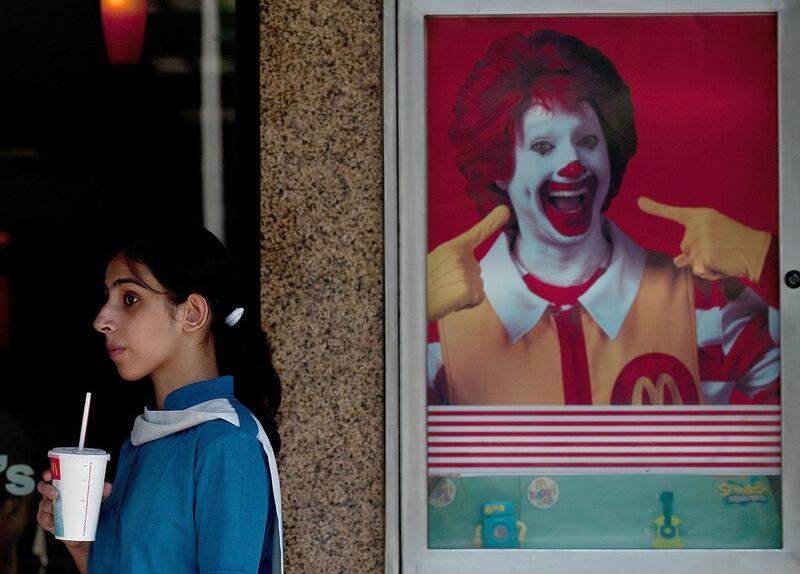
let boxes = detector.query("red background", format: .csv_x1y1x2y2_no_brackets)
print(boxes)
426,15,778,264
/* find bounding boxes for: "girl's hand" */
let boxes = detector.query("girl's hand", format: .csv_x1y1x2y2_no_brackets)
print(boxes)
36,469,112,547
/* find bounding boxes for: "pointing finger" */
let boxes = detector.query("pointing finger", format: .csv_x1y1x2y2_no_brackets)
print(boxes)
451,205,511,250
638,197,694,226
673,253,692,269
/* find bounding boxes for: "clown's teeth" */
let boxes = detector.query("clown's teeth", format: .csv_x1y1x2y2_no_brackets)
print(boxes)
549,188,588,198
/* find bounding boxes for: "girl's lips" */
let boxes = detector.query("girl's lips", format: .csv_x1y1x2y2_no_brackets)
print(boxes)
107,346,125,359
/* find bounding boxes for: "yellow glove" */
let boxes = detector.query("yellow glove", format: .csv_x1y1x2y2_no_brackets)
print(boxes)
638,197,772,282
472,525,484,548
516,521,527,545
427,205,511,322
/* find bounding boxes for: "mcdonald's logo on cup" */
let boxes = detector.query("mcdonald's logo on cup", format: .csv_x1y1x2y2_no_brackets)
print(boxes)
611,353,699,405
49,456,61,480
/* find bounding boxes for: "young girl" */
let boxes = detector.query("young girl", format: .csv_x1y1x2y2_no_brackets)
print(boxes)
36,226,283,573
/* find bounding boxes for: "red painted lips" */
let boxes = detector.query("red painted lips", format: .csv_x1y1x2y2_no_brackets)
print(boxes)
540,175,598,236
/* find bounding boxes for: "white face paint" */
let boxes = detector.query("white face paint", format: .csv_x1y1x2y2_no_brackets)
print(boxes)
503,101,611,245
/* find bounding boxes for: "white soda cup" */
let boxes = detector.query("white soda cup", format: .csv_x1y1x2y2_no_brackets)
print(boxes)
47,447,110,541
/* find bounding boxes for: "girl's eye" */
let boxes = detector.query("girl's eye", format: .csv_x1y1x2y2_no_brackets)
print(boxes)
578,134,599,149
124,293,139,306
530,141,555,155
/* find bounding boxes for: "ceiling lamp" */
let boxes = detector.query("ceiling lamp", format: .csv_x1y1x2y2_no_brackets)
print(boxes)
100,0,147,64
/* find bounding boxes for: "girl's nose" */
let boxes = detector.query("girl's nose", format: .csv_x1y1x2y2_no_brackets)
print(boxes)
557,160,586,179
93,305,114,333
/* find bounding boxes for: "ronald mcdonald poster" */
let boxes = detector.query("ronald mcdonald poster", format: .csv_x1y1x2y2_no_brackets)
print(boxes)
423,13,782,550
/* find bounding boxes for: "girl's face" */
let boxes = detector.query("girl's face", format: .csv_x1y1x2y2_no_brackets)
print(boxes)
503,101,611,243
93,254,183,381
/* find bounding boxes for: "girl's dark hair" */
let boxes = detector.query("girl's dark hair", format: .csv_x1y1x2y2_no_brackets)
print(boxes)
117,226,281,454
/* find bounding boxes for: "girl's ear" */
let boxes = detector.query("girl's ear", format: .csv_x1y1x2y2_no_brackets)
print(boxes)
183,293,211,333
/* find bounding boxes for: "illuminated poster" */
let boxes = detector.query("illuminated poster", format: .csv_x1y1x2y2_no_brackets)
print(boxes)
425,15,781,550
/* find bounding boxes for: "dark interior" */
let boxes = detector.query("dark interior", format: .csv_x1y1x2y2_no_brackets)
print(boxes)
0,4,259,569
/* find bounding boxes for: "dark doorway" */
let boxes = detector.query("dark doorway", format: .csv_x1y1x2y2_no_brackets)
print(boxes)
0,2,260,571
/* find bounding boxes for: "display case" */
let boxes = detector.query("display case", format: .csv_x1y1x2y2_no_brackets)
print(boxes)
385,1,800,572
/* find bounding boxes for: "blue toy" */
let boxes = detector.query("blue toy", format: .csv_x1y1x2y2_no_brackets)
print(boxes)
472,500,527,549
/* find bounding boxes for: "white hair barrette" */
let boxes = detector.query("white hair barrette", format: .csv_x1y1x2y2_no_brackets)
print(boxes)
225,307,244,327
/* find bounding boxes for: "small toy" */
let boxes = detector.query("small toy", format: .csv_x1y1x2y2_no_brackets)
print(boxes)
653,491,684,549
472,500,527,549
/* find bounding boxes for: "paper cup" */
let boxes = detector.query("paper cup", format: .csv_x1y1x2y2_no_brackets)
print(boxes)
48,447,110,541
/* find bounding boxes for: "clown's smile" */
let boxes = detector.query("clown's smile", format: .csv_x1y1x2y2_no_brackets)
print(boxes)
540,175,598,236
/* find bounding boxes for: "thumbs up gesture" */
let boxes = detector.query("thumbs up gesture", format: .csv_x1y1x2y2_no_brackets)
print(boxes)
427,205,511,322
638,197,772,282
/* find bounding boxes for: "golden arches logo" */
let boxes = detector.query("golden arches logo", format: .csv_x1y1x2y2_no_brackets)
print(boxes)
632,374,684,406
611,353,699,406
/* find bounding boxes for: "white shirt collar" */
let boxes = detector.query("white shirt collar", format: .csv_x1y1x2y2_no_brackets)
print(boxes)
481,218,646,344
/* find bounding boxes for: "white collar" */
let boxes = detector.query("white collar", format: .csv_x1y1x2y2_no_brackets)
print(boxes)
481,218,646,344
131,399,240,446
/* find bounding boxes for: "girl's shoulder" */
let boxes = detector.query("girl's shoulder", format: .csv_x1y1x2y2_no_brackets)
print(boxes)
192,400,263,455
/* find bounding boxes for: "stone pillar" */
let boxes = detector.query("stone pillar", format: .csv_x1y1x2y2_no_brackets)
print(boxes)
261,1,385,571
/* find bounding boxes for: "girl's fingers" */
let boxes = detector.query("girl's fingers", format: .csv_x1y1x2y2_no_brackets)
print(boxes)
37,480,59,501
36,471,59,534
37,501,54,532
37,467,58,534
38,512,54,531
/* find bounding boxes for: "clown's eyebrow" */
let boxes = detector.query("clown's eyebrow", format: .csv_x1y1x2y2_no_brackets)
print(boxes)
521,118,557,142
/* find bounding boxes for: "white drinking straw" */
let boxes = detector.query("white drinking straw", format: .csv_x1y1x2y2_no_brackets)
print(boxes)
78,392,92,451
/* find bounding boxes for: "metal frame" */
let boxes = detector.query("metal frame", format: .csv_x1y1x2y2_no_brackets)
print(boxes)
384,0,400,572
386,0,800,572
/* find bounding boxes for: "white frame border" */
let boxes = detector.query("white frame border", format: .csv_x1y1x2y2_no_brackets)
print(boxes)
386,0,800,572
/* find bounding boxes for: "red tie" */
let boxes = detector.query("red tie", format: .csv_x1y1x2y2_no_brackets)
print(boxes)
521,267,605,306
521,268,605,405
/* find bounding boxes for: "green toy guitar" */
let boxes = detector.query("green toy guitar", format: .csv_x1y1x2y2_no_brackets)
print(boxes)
653,491,684,549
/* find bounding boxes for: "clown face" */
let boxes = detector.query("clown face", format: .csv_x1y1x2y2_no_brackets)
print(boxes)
504,101,611,243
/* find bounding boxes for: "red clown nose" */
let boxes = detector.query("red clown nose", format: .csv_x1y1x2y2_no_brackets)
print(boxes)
557,160,586,179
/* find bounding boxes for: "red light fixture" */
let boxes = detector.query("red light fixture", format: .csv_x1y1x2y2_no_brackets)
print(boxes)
100,0,147,65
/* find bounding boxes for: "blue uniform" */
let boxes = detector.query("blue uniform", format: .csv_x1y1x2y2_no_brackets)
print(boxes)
89,377,277,574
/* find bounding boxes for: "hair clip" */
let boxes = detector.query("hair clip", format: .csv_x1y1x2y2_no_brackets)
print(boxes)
225,307,244,327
